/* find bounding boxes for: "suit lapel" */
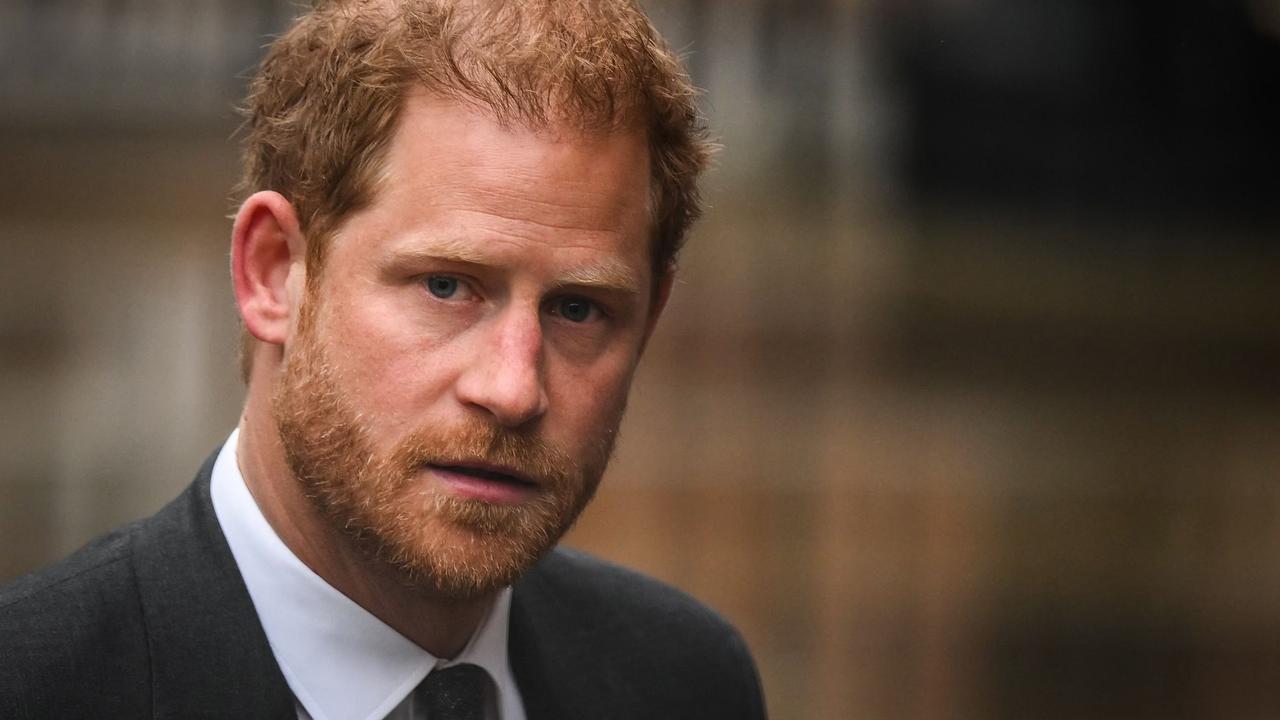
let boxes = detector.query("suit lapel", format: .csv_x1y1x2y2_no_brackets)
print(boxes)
509,563,578,720
131,452,295,720
508,551,632,720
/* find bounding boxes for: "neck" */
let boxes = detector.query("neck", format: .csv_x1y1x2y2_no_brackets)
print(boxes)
235,380,492,659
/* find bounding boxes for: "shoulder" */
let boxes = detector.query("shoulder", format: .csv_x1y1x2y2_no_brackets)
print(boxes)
514,547,767,719
0,521,152,716
0,520,145,642
529,546,746,641
0,521,137,609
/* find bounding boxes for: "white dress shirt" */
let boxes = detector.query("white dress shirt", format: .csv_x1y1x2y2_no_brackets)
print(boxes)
210,429,527,720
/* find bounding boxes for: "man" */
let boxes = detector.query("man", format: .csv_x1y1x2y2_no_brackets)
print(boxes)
0,1,766,718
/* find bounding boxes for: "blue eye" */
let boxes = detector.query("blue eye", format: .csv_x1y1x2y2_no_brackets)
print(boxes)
555,297,594,323
425,276,458,299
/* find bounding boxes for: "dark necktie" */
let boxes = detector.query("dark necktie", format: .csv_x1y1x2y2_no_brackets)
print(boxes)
414,663,490,720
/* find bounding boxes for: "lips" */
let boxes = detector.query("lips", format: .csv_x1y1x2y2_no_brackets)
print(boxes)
432,463,535,486
425,462,538,504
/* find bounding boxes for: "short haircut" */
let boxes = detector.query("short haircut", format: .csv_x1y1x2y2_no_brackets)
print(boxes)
239,0,712,278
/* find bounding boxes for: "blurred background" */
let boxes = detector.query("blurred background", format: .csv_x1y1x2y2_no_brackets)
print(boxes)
3,1,1280,717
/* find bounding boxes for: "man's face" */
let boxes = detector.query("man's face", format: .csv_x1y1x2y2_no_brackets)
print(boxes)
271,93,659,601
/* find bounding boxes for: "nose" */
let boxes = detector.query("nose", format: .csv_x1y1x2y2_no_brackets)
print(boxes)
454,307,549,428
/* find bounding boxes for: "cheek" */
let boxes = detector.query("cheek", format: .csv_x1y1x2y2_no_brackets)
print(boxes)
545,352,638,434
324,303,462,432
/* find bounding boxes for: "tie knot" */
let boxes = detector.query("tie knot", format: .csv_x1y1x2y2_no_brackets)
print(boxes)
415,663,490,720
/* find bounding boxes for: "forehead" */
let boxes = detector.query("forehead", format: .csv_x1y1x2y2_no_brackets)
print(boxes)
359,91,653,255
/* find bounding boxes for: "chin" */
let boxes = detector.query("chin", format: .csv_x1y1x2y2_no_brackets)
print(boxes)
353,490,584,602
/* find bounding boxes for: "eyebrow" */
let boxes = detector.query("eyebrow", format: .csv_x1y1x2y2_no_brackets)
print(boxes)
384,240,644,296
556,261,643,296
387,238,488,266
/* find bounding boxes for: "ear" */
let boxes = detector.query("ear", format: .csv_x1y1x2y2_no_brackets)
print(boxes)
231,191,307,347
639,265,675,353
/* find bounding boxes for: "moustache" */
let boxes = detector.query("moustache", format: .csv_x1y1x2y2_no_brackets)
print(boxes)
386,418,577,491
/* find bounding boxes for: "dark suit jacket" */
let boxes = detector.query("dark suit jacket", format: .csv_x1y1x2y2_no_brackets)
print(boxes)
0,453,766,719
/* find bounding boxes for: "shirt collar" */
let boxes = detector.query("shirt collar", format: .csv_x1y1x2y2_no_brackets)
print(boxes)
210,429,522,720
